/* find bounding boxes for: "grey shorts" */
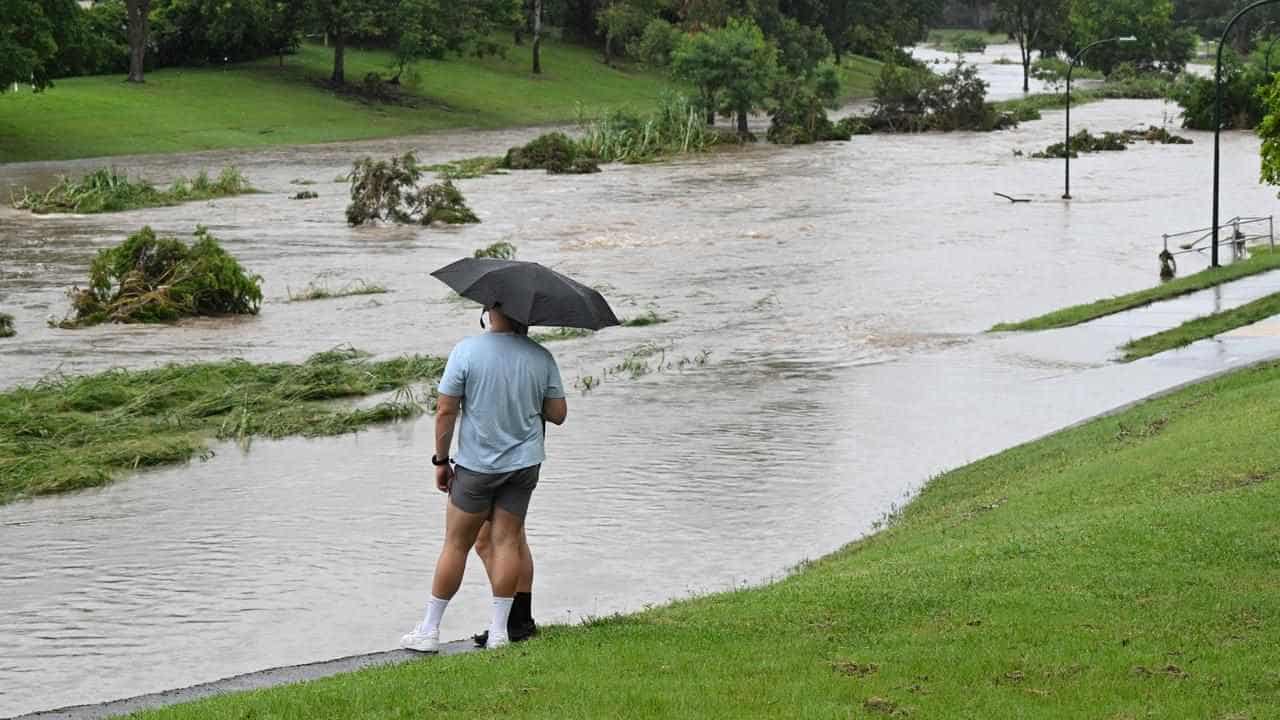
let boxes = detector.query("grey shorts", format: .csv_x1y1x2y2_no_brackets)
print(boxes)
450,464,540,519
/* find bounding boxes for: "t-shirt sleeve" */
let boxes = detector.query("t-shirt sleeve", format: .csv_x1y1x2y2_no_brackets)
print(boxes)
544,352,565,400
438,343,468,397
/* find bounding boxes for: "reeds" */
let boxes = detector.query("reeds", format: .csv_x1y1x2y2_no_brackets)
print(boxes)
13,166,252,214
576,93,718,164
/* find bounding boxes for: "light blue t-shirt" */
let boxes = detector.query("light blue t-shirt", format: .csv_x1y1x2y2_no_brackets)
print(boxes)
438,332,565,474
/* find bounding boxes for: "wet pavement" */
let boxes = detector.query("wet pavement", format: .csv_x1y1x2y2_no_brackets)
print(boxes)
3,56,1280,717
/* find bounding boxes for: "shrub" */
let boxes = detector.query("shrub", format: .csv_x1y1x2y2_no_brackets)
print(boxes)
346,153,479,226
866,62,1012,133
474,242,517,259
952,33,988,54
1170,51,1268,130
502,132,580,171
60,226,262,327
0,313,14,338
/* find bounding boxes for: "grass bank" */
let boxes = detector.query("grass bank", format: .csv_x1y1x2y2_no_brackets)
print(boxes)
1122,290,1280,360
992,246,1280,331
0,349,443,504
0,40,879,163
136,361,1280,718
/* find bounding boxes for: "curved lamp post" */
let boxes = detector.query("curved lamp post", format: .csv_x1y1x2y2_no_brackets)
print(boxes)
1213,0,1280,267
1063,36,1137,200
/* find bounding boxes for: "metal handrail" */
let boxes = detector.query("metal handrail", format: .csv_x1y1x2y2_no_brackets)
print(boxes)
1163,215,1275,260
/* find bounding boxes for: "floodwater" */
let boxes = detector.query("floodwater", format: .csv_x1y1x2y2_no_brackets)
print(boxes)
3,58,1280,717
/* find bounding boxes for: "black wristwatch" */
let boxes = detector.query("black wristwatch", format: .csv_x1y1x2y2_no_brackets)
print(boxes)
431,454,452,466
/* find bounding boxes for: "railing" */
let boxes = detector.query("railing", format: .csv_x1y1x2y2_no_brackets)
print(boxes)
1163,215,1274,261
1159,216,1274,278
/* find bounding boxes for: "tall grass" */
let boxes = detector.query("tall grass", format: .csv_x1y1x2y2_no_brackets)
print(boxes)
576,93,719,164
12,166,253,214
0,349,445,503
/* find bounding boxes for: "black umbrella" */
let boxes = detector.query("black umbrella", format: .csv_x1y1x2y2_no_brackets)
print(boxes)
431,258,620,330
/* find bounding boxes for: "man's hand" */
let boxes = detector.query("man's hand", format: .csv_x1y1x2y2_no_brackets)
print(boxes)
435,462,455,493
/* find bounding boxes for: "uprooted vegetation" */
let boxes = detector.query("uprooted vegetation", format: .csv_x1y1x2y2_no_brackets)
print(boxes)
291,190,319,200
1031,126,1193,159
0,349,445,503
0,313,14,338
530,327,594,343
12,167,252,214
428,157,506,180
58,226,262,328
474,241,517,259
622,310,669,327
346,153,479,226
287,278,388,303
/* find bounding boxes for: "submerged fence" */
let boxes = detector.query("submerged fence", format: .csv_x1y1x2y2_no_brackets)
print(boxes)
1160,216,1275,276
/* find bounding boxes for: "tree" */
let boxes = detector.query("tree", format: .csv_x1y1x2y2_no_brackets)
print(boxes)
597,0,657,65
126,0,152,82
1259,73,1280,191
532,0,544,73
1071,0,1194,74
389,0,515,83
311,0,392,85
266,0,305,66
672,17,777,135
994,0,1068,93
0,0,85,91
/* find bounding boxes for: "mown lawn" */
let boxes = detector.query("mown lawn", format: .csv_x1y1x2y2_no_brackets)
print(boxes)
135,361,1280,718
0,39,880,163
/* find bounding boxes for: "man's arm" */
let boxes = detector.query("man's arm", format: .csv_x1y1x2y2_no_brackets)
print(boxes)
542,396,567,426
434,394,461,491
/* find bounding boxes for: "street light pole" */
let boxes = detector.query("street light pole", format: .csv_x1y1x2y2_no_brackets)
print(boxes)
1063,36,1137,200
1214,0,1280,268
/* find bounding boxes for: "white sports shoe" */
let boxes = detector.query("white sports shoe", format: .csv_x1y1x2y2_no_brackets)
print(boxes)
486,633,510,649
399,625,440,653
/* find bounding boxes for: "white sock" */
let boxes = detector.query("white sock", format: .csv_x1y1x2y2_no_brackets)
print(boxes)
421,595,449,635
489,596,514,642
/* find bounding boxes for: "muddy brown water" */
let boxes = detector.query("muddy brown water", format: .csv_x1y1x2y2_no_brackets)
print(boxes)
3,61,1280,716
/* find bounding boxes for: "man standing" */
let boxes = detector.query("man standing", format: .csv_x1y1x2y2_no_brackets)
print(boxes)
400,305,567,651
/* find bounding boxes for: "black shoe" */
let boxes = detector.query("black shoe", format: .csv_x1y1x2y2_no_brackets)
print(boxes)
472,619,539,648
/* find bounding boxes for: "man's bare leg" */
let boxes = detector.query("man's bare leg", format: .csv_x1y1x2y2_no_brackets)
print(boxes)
402,500,487,652
484,507,526,646
474,520,536,645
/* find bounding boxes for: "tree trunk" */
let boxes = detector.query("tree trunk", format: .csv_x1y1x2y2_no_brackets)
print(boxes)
1020,38,1031,93
737,106,748,136
332,30,346,85
707,108,715,126
126,0,151,83
603,35,612,67
531,0,542,74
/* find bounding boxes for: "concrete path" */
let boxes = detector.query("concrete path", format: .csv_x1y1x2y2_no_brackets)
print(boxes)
13,641,477,720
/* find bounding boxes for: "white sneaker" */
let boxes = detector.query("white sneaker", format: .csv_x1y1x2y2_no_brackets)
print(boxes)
399,625,440,653
486,633,510,649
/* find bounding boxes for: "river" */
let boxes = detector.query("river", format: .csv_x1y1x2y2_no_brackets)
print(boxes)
1,52,1277,716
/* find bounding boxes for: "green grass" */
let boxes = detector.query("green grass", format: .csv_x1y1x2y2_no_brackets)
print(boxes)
835,55,882,102
286,279,388,303
992,246,1280,331
0,349,444,504
0,39,677,163
1121,290,1280,361
0,40,882,163
529,327,594,343
426,156,506,180
135,355,1280,719
621,310,669,327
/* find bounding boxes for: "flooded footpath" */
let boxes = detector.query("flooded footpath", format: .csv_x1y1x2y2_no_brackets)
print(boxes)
3,69,1280,715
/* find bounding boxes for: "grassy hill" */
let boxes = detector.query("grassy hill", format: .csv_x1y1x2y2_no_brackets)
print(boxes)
0,39,881,163
135,360,1280,719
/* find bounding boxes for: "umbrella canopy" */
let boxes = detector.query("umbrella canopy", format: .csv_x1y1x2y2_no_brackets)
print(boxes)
431,258,620,330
